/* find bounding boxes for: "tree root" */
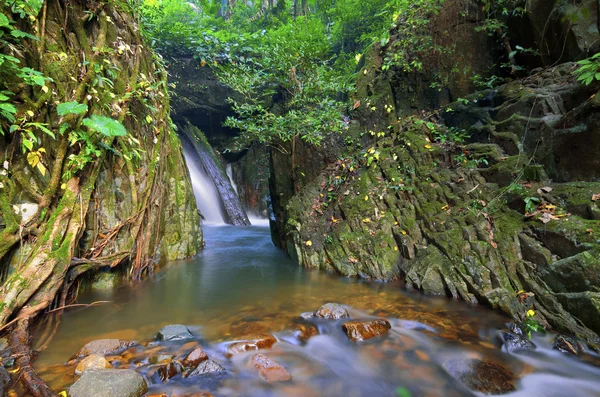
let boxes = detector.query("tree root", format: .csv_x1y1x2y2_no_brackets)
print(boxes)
8,319,56,397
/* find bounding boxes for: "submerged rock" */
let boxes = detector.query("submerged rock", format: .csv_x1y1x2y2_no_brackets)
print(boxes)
342,319,392,341
156,325,194,341
75,354,112,375
294,323,319,343
249,354,292,382
75,339,134,358
68,369,147,397
227,334,277,355
186,359,225,377
553,335,584,355
443,358,516,395
313,303,349,319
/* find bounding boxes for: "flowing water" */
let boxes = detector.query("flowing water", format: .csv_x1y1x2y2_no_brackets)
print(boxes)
183,146,225,224
35,225,600,396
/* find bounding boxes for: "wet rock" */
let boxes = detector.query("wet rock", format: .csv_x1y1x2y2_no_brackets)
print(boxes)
294,324,319,343
182,347,209,368
443,358,516,395
342,320,391,341
171,392,214,397
186,359,225,377
75,354,112,375
500,331,536,354
156,361,183,382
553,335,584,355
249,354,292,382
75,339,134,358
68,369,148,397
227,333,277,355
313,303,349,319
156,325,194,341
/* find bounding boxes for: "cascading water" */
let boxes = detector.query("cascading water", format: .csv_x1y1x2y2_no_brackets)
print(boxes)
226,163,238,194
183,146,226,224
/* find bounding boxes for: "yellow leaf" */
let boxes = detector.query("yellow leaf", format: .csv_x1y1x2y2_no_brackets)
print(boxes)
8,366,20,373
401,230,407,235
41,85,49,93
145,115,152,123
364,195,368,201
441,204,449,211
61,183,66,190
58,392,67,397
200,60,207,67
355,53,362,63
37,162,46,176
305,240,312,247
362,219,371,223
394,246,398,251
516,290,525,295
424,144,432,149
27,152,39,168
26,110,34,117
363,69,368,75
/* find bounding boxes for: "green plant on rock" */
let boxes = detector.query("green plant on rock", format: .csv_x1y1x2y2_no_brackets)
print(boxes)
574,52,600,85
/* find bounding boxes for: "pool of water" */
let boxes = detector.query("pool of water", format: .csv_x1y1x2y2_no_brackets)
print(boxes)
34,225,600,396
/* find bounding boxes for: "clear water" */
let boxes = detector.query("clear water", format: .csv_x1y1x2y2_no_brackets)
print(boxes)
184,147,225,224
35,226,600,396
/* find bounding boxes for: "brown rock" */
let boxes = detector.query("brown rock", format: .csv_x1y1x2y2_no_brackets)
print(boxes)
294,324,319,343
443,358,516,394
75,339,134,358
227,334,277,355
172,392,214,397
74,354,112,375
249,354,292,382
341,320,391,341
148,360,183,383
313,303,349,319
186,359,225,377
182,347,208,369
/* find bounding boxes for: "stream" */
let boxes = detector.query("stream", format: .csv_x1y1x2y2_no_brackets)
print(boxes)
35,225,600,396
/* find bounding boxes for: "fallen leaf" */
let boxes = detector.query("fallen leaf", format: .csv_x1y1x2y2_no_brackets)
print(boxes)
424,144,432,149
586,228,593,233
539,212,558,224
592,193,600,201
305,240,312,247
441,204,449,211
539,186,553,193
353,100,361,109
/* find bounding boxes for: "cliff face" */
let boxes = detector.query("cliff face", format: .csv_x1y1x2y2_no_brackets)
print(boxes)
0,0,201,328
270,0,600,343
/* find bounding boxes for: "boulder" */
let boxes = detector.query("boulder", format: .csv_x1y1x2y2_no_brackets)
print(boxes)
154,361,183,383
182,347,208,369
248,354,292,382
553,335,584,355
75,339,134,358
313,303,349,320
75,354,112,375
443,358,516,395
156,325,194,341
68,369,147,397
227,334,277,355
186,360,225,377
342,320,391,341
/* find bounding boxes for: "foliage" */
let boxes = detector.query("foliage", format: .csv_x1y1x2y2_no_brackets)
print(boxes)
574,52,600,85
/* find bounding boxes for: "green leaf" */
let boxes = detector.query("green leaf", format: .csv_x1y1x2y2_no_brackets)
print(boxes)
57,101,88,116
11,29,38,41
82,115,127,137
0,13,10,28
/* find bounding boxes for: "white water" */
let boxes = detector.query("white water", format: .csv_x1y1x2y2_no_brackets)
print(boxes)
226,163,239,194
183,147,225,224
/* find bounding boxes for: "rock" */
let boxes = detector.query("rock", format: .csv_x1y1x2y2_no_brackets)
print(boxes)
0,365,9,397
248,354,292,382
342,320,391,341
313,303,349,319
156,325,194,341
68,369,148,397
443,358,516,395
500,331,536,354
157,361,183,383
294,324,319,343
227,334,277,355
75,339,134,358
182,347,208,369
148,354,174,364
171,392,214,397
553,335,584,355
186,360,225,377
75,354,112,375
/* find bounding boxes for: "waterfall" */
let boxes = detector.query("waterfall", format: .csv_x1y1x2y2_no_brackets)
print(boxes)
180,121,250,226
226,164,239,194
183,146,226,224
